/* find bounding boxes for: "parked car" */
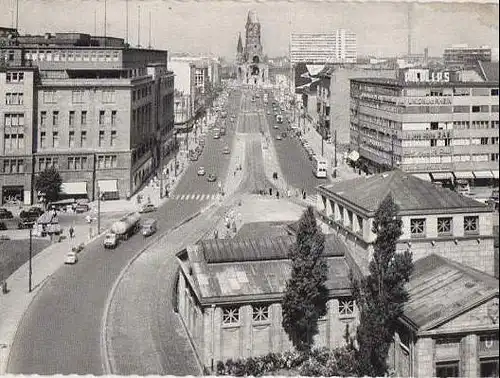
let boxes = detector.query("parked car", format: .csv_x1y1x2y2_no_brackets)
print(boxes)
275,135,282,141
213,133,221,139
189,153,199,161
0,208,14,219
139,203,157,213
0,234,10,240
273,125,280,129
197,167,206,176
199,139,205,146
207,173,217,182
18,218,36,229
20,207,44,219
223,146,231,154
64,251,78,265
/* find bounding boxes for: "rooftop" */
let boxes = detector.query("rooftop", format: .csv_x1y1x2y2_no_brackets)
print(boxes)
318,169,490,216
478,61,500,82
403,254,499,331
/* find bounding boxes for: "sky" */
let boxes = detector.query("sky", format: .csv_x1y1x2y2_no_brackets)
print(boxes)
1,0,498,59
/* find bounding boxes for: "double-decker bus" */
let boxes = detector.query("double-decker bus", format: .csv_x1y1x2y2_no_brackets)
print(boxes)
312,156,328,178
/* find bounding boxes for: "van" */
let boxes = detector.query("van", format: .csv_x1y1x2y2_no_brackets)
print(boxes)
141,218,157,237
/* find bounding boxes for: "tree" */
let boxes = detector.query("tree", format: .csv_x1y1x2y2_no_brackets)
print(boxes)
282,206,329,353
351,194,414,376
35,166,62,206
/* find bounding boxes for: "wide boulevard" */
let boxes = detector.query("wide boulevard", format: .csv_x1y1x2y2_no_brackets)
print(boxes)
6,86,323,374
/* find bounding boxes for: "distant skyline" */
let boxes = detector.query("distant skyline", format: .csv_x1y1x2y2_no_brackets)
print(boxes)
1,0,498,59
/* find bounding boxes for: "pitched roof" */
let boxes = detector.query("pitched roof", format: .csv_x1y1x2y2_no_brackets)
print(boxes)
233,221,294,239
181,233,354,304
403,254,499,330
318,169,490,215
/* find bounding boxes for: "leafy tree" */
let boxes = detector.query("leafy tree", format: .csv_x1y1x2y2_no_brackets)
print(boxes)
351,194,413,376
35,166,62,206
282,206,329,352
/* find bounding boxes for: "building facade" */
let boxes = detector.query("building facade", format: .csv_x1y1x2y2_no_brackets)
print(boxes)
349,66,499,183
290,31,357,65
0,31,175,204
175,232,359,371
444,44,492,69
316,170,497,276
236,10,269,86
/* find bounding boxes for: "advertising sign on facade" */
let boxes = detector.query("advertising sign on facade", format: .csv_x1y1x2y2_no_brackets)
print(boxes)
404,69,451,84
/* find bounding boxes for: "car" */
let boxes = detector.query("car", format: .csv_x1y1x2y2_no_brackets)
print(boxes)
223,146,231,155
20,207,44,219
213,133,221,139
207,173,217,182
139,203,157,213
276,135,282,141
0,208,14,219
64,251,78,265
273,125,280,129
0,234,10,240
267,110,271,115
18,218,36,229
197,166,206,176
189,153,199,161
75,203,90,213
199,139,205,146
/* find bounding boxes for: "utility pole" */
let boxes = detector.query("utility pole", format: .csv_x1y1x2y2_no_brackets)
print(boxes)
333,129,337,178
28,228,32,292
97,187,101,235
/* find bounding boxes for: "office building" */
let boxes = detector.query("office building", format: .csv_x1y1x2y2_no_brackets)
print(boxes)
444,44,492,69
290,31,357,65
349,65,499,185
0,30,175,204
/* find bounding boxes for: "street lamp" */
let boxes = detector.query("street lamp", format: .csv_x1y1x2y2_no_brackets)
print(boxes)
97,186,101,235
28,227,32,292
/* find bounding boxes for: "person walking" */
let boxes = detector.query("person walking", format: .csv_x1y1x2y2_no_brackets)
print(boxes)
269,187,273,196
276,191,280,199
69,225,75,239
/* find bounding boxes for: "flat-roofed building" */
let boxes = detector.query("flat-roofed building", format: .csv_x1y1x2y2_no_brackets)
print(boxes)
444,44,492,69
0,31,175,204
290,30,357,65
349,65,499,185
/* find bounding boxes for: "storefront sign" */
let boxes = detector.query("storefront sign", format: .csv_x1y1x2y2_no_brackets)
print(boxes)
403,96,452,106
404,69,450,83
403,130,453,140
403,163,453,172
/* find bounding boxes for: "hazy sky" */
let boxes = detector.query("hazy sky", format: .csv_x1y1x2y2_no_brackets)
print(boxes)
1,0,498,59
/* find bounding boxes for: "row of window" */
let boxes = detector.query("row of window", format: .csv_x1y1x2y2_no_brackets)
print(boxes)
410,216,479,238
24,50,120,63
221,299,355,325
0,155,119,173
4,134,25,151
5,93,24,105
40,110,117,128
132,86,152,102
4,113,25,127
42,89,117,105
5,72,25,83
402,154,499,164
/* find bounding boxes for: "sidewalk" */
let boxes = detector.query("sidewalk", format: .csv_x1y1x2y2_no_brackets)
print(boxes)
0,219,116,374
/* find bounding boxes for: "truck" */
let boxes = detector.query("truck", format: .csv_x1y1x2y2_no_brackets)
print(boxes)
106,212,141,247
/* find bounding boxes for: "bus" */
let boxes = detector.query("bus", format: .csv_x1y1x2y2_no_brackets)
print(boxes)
313,156,328,178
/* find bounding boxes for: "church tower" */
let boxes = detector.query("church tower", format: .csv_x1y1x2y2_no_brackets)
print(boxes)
236,10,269,86
236,33,243,63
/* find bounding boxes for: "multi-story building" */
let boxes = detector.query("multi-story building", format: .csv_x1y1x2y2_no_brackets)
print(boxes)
444,44,492,69
0,31,175,204
349,65,499,185
290,31,357,65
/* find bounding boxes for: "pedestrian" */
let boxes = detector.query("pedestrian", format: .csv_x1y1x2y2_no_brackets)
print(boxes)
276,191,280,199
147,195,151,204
69,225,75,239
303,190,307,200
165,188,169,198
214,229,218,239
269,187,273,196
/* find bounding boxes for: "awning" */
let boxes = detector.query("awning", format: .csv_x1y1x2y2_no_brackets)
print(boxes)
97,179,118,193
431,172,453,180
453,171,475,179
412,173,432,182
473,171,494,179
492,170,499,179
347,150,360,162
60,182,87,195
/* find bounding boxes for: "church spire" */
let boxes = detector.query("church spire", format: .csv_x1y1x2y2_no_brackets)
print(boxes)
237,32,243,53
247,10,258,24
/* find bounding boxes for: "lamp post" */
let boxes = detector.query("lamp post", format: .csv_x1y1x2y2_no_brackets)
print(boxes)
28,228,32,292
333,129,338,178
97,186,101,235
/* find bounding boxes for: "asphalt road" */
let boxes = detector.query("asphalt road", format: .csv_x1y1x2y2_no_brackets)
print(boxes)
6,93,241,374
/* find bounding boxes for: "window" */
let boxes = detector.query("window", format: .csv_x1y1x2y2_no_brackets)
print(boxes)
472,105,481,113
339,298,355,317
38,157,58,171
111,110,117,126
68,111,75,127
69,131,75,148
491,154,499,162
110,130,117,146
430,122,439,130
437,217,452,236
410,218,426,238
491,88,499,96
252,305,270,322
40,111,47,127
5,93,23,105
76,112,86,128
68,156,87,170
52,131,59,148
2,159,24,174
52,111,59,127
480,358,499,378
43,90,57,104
97,155,104,169
464,216,479,235
4,113,24,127
102,89,115,103
80,131,87,147
99,131,105,147
40,132,46,148
436,361,459,378
222,307,240,325
99,110,105,126
481,138,489,145
72,90,84,104
6,72,24,83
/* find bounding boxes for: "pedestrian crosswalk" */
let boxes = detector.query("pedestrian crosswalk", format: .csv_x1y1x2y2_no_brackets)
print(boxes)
170,193,219,201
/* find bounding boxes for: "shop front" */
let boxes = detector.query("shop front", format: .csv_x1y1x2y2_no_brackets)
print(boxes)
1,185,25,205
97,179,119,200
59,182,89,200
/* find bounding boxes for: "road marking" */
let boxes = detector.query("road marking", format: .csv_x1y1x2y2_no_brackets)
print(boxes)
180,194,186,200
195,194,200,200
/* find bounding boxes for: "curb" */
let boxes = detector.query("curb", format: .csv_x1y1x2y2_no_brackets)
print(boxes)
100,202,213,375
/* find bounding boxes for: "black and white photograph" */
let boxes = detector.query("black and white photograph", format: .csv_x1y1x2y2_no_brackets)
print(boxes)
0,0,498,376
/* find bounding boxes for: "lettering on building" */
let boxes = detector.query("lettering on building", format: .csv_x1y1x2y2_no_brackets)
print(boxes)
404,69,450,83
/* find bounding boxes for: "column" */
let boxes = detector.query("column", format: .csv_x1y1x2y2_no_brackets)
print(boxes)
241,304,253,358
461,334,479,378
415,337,434,378
270,303,282,353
